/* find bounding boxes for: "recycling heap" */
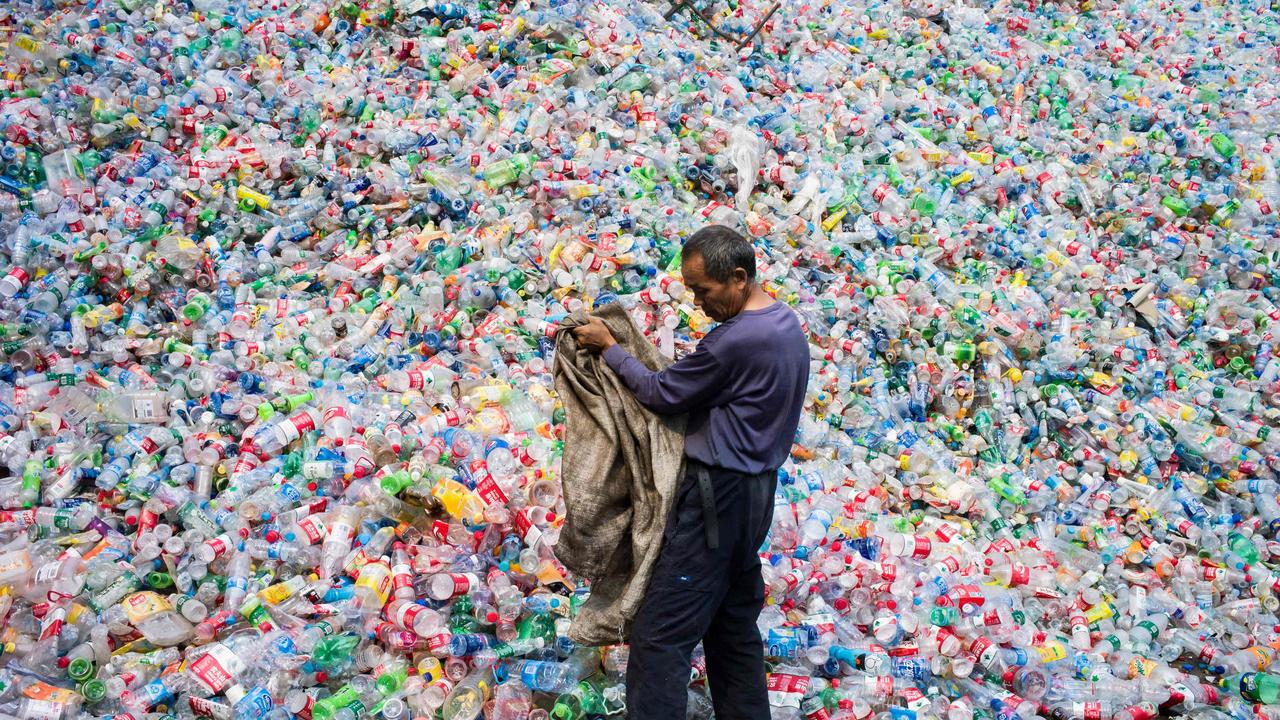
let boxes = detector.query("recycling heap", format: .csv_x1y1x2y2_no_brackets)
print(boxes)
1,0,1280,717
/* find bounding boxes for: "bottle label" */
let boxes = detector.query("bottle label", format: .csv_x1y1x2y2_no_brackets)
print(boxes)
910,535,932,558
355,563,392,606
38,605,66,640
1073,702,1102,720
765,673,810,708
188,696,232,720
807,612,835,636
296,516,326,544
134,678,174,708
288,411,316,436
1240,673,1263,702
514,509,543,547
24,681,78,707
33,560,63,585
1037,640,1068,664
970,636,999,666
1197,644,1216,663
236,687,274,719
205,534,230,558
277,483,301,505
18,699,64,720
872,676,894,696
448,573,475,595
430,520,450,542
902,686,930,711
1127,656,1156,678
132,396,159,421
327,520,355,543
0,509,36,527
766,628,801,659
802,695,831,720
189,644,245,693
91,572,140,611
391,563,413,592
473,473,508,507
301,461,331,481
1009,563,1030,586
122,591,172,624
519,661,553,690
393,601,421,628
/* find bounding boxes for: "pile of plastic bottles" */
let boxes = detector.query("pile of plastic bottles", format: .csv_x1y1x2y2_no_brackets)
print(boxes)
2,0,1280,716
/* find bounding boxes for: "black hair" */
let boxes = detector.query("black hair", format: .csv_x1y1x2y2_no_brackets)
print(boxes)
681,225,756,282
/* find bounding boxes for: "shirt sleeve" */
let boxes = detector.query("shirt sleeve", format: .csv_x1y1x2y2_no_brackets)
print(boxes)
602,342,728,415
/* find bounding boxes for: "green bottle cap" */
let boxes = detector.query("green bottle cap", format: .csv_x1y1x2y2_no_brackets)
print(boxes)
67,657,94,681
80,679,107,703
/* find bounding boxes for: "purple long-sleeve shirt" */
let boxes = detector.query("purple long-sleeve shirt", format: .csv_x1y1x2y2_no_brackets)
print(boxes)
603,301,810,474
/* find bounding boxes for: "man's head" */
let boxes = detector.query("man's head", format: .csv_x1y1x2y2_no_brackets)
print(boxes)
680,225,756,323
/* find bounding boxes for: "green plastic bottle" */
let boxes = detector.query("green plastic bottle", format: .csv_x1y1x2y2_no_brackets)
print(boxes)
1210,132,1235,159
550,674,611,720
1223,672,1280,704
481,153,531,188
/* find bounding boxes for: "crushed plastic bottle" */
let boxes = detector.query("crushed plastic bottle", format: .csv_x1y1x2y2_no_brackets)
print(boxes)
1,0,1280,717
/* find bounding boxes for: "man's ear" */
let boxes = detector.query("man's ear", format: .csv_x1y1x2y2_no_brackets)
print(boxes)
732,267,749,288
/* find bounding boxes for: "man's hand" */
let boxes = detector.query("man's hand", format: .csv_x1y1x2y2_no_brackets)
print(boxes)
572,316,617,353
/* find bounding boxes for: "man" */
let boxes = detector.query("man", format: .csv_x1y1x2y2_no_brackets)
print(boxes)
572,224,810,719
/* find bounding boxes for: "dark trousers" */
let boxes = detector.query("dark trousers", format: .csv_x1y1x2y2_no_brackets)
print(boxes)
627,460,777,720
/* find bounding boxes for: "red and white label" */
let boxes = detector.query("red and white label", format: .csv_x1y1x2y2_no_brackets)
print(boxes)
1074,702,1102,720
448,573,476,595
514,508,544,547
392,600,423,629
969,636,997,666
204,534,231,559
1008,563,1030,586
391,563,413,593
425,633,451,653
188,696,232,720
430,520,450,542
873,676,894,696
470,461,508,506
295,516,325,544
289,410,316,435
910,535,932,559
189,645,243,693
766,673,811,708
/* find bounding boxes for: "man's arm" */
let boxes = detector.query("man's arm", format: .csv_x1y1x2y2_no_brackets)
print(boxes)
602,343,727,415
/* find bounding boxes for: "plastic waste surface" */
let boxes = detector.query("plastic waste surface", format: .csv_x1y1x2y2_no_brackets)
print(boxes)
0,0,1279,717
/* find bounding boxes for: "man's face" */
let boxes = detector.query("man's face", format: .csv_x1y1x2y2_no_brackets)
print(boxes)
681,253,748,323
